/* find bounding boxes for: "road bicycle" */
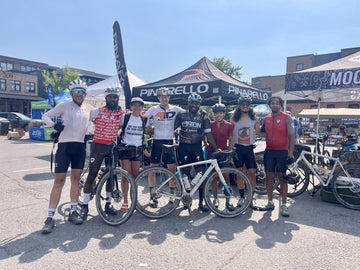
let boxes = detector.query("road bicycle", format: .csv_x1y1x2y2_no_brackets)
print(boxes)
286,150,360,210
78,141,137,225
135,145,253,219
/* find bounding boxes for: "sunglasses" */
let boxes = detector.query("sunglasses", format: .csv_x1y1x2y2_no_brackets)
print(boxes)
72,88,86,94
106,88,120,94
239,103,251,107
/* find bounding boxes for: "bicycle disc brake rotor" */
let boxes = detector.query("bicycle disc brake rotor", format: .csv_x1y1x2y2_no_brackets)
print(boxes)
350,182,360,193
112,189,122,203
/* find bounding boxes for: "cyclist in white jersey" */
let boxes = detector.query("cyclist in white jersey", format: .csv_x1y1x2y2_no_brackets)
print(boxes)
41,80,92,234
144,87,184,208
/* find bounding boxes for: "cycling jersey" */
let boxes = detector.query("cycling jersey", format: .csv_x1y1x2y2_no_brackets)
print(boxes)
174,111,211,145
263,112,289,150
90,106,124,144
42,101,92,143
144,105,184,140
208,120,233,151
120,114,144,147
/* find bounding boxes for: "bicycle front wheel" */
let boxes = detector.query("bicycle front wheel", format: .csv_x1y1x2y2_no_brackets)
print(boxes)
135,166,182,219
276,161,310,197
204,167,252,218
95,168,137,226
331,164,360,210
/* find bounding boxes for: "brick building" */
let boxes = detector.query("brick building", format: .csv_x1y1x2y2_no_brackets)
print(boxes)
0,55,109,115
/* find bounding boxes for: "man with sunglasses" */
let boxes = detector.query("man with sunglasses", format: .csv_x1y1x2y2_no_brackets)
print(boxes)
231,97,260,207
79,87,125,222
174,93,218,212
41,80,92,234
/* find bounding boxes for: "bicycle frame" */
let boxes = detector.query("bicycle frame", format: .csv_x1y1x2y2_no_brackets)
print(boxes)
291,150,355,188
155,158,231,200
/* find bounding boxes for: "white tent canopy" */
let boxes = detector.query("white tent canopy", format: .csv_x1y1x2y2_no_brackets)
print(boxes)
86,70,147,102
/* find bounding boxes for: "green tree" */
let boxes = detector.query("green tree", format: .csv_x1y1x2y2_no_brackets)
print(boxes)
212,57,243,80
42,64,80,95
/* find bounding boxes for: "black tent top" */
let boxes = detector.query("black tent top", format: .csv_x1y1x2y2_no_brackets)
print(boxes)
132,57,271,105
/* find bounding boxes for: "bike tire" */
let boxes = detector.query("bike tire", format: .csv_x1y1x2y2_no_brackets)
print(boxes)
331,164,360,210
255,155,279,194
204,167,252,218
135,166,182,219
276,161,310,197
95,168,137,226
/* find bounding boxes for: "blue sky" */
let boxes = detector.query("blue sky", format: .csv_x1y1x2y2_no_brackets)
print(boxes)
2,0,359,83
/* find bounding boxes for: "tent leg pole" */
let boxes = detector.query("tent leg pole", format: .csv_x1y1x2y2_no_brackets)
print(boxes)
315,97,321,152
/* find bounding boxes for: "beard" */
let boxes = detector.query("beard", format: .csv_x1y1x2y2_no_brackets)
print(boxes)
106,100,119,110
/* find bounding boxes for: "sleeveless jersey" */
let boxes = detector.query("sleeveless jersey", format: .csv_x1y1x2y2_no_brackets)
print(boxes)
264,111,289,150
174,111,211,145
91,106,123,144
144,104,184,140
233,119,256,146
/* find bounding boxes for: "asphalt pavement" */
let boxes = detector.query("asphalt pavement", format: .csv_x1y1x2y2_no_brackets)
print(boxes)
0,135,359,270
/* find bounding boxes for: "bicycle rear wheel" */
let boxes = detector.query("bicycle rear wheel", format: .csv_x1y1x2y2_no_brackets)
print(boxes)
204,167,252,218
135,166,182,219
331,164,360,210
276,161,310,197
95,168,137,226
255,154,279,194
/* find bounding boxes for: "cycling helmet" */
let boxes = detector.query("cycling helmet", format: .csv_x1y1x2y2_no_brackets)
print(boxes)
212,103,226,113
188,93,202,103
104,87,121,98
130,97,144,106
69,79,87,91
238,96,252,105
156,87,171,96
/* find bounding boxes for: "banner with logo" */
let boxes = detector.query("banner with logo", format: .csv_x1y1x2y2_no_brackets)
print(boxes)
47,84,55,108
113,21,131,109
132,57,270,105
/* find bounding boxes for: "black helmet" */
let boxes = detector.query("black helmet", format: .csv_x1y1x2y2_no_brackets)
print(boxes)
238,96,252,105
188,93,202,103
212,103,226,113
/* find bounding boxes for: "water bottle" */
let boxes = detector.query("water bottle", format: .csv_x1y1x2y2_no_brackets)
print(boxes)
191,172,203,186
183,175,191,192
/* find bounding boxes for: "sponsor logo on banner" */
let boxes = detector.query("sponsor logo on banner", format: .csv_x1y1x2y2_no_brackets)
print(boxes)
228,85,270,101
330,69,360,86
139,84,210,97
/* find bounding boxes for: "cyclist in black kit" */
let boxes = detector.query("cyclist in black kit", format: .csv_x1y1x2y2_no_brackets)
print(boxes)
174,93,218,211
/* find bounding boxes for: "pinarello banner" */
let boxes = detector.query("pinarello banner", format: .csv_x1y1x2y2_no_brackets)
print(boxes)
113,21,131,109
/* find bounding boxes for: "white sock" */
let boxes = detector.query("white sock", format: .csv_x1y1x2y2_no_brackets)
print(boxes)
47,208,56,219
83,193,91,205
70,203,78,214
106,192,112,203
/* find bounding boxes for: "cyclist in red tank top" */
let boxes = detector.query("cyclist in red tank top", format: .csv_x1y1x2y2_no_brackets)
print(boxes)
258,96,295,217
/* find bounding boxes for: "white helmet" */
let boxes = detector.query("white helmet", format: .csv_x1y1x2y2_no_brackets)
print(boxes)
69,79,87,91
104,87,121,98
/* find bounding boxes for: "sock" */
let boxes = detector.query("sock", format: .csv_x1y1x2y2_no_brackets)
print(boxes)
150,187,154,199
212,190,218,199
239,189,244,198
106,192,112,203
47,208,56,219
170,187,175,194
83,193,91,205
70,203,77,214
198,188,204,204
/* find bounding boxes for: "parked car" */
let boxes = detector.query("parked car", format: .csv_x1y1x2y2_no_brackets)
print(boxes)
0,112,31,131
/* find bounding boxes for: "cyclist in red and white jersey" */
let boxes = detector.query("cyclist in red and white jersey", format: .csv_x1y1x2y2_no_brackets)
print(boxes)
79,88,125,222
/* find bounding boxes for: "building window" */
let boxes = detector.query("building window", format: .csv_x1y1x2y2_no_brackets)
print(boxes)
26,82,36,93
10,80,21,91
0,62,13,71
0,79,5,90
348,104,360,108
327,104,335,108
296,63,304,71
310,104,318,109
254,78,261,84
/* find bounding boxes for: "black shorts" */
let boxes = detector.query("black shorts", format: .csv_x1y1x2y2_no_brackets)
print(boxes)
150,139,175,164
118,145,143,161
264,149,288,173
55,142,86,173
233,144,257,169
178,143,204,168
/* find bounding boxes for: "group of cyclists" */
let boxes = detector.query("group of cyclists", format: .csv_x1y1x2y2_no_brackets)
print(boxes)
41,79,295,234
